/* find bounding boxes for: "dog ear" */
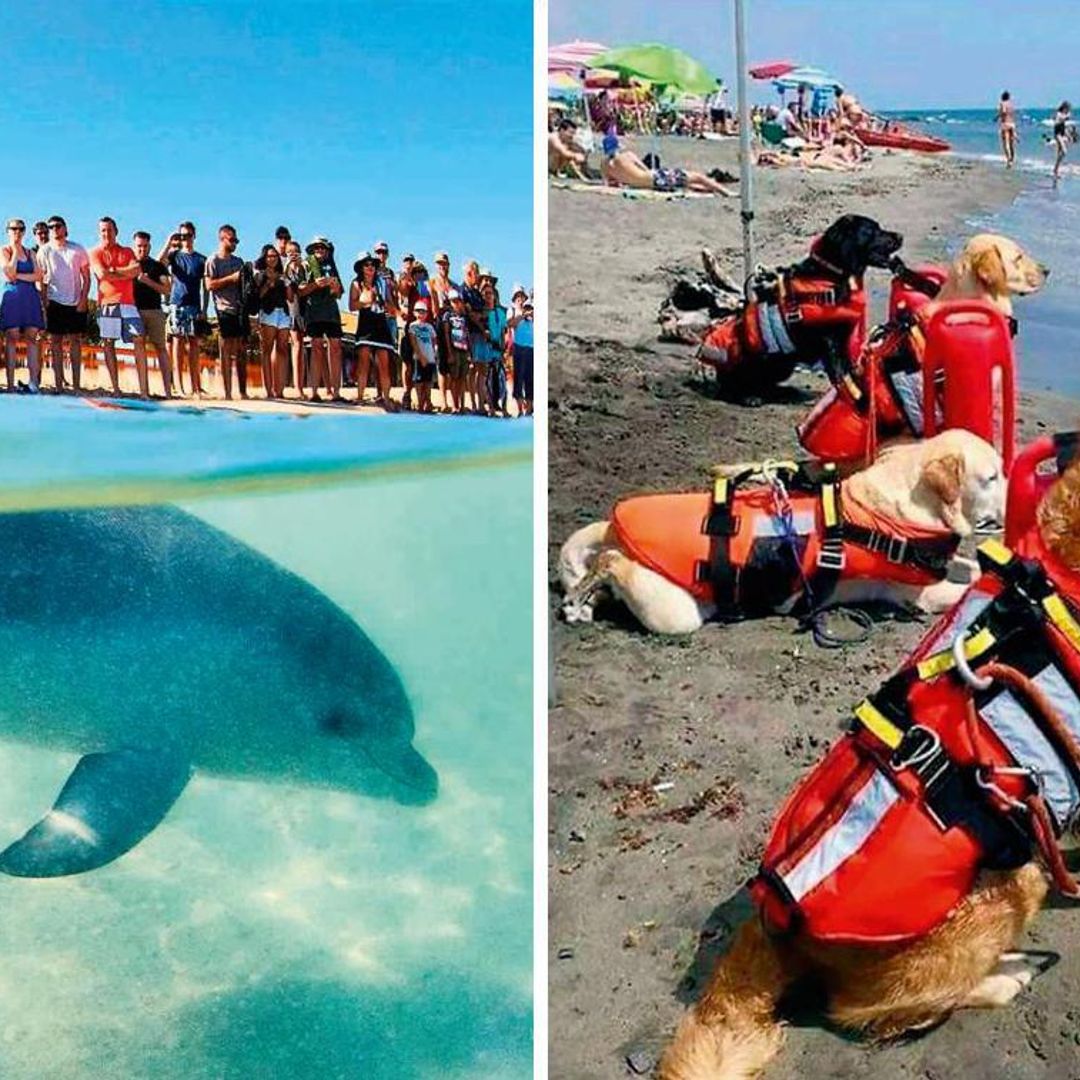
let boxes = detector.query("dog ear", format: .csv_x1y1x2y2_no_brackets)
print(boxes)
971,245,1007,294
922,452,971,534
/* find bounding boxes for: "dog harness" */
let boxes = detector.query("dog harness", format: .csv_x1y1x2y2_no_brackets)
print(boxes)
609,462,960,619
752,536,1080,945
698,258,868,389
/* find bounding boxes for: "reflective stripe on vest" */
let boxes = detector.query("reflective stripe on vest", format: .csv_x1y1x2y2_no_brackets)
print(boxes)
753,509,816,538
780,768,900,902
981,663,1080,829
757,303,781,355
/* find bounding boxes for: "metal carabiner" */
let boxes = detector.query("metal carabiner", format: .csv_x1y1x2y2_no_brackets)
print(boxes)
975,766,1030,814
952,633,994,691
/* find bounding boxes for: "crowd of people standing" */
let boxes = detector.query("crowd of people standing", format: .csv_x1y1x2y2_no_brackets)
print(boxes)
0,217,534,417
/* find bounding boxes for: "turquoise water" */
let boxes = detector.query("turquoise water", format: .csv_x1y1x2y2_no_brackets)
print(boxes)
0,399,532,1078
884,107,1080,399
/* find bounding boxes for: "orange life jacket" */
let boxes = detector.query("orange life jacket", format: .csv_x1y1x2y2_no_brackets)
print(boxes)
609,464,959,618
752,535,1080,945
698,266,867,388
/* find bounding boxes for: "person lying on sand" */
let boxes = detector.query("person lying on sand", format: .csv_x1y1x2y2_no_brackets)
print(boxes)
600,134,736,196
548,118,592,182
757,132,869,172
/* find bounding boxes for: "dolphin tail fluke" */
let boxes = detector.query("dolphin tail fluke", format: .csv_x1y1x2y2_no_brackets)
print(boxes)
0,748,192,877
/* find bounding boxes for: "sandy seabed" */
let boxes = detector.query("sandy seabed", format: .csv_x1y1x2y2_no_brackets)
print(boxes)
549,137,1080,1079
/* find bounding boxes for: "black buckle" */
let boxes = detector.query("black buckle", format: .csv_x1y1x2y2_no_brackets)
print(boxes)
783,304,802,324
1008,315,1018,339
866,532,907,564
890,724,950,791
817,540,845,572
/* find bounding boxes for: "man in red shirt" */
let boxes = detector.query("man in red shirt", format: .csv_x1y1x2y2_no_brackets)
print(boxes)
89,216,148,397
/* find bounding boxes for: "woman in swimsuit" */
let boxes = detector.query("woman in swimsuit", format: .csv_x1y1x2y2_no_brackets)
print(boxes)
1053,100,1072,182
997,91,1017,168
0,219,44,392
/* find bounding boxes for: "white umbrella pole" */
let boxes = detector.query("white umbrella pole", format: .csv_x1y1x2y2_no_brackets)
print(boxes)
733,0,754,277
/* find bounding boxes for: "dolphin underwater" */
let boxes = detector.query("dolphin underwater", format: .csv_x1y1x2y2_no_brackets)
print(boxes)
0,504,437,877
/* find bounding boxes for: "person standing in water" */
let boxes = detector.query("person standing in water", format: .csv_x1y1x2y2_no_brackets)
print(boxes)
1053,100,1072,183
997,91,1017,169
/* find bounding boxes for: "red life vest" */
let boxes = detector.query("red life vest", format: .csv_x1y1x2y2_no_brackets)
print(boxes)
698,266,867,388
609,464,959,618
751,536,1080,945
796,315,928,466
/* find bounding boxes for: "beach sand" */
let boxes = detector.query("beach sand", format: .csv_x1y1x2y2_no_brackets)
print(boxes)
549,138,1080,1079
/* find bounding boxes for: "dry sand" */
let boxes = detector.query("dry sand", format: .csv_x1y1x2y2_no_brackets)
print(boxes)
549,137,1080,1079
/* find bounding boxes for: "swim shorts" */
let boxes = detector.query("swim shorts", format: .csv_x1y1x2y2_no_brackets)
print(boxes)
447,346,470,380
306,318,342,340
46,301,88,336
139,307,168,353
98,303,145,343
653,167,687,192
218,311,248,340
169,304,200,337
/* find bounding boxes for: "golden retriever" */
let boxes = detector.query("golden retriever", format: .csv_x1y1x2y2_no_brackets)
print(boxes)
934,232,1047,317
656,457,1080,1080
559,430,1004,635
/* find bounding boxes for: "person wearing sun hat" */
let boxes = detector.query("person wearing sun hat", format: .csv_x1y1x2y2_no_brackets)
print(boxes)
349,250,397,411
438,287,471,414
298,235,344,401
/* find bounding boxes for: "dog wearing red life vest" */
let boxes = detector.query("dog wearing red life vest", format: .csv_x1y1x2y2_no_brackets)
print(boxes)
656,446,1080,1080
559,430,1004,635
796,233,1048,468
679,215,903,399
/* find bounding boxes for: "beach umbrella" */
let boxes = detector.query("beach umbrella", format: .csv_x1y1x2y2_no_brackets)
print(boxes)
586,43,718,96
772,66,840,91
749,60,796,79
548,71,582,101
548,40,607,73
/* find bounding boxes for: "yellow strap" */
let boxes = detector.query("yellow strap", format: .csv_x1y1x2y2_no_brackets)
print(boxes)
713,476,729,506
820,481,839,529
909,323,925,357
977,538,1013,567
916,625,997,680
1044,593,1080,654
842,373,863,401
854,699,903,750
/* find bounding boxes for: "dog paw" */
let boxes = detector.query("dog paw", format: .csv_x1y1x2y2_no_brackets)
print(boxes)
562,601,594,625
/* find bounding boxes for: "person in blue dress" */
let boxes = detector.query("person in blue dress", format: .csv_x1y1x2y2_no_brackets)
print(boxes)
0,219,45,392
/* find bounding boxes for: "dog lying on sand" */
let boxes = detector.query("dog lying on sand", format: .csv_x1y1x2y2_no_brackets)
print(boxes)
658,448,1080,1080
559,430,1004,635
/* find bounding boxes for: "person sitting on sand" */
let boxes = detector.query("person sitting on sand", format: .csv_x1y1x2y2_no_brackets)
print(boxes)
549,118,591,181
600,134,736,196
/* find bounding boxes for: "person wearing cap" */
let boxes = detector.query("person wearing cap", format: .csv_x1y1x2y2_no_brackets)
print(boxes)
37,215,90,394
507,285,533,417
348,251,396,410
0,219,45,392
438,288,471,414
428,251,458,409
90,216,148,397
299,236,344,401
406,296,438,413
372,241,400,358
165,222,208,396
205,223,248,400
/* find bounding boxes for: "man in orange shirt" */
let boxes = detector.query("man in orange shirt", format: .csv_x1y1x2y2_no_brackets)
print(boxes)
89,216,148,397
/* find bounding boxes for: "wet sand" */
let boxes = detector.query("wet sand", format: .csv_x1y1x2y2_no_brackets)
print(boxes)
549,137,1080,1078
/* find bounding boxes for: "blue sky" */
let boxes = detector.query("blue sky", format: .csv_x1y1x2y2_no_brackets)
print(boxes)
6,1,532,291
551,0,1080,110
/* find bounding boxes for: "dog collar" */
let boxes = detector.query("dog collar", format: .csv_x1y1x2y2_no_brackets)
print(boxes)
808,250,845,277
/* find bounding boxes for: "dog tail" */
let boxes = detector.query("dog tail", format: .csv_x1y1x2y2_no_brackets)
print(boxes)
658,918,796,1080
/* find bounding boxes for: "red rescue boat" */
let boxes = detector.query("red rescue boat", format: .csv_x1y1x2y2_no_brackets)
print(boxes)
856,123,950,153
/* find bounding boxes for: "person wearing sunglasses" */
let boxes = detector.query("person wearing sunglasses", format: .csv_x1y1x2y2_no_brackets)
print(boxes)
165,222,207,396
89,215,148,397
205,224,248,400
37,215,90,394
0,219,45,392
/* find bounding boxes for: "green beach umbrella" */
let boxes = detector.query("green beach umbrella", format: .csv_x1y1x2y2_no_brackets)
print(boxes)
586,43,718,96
